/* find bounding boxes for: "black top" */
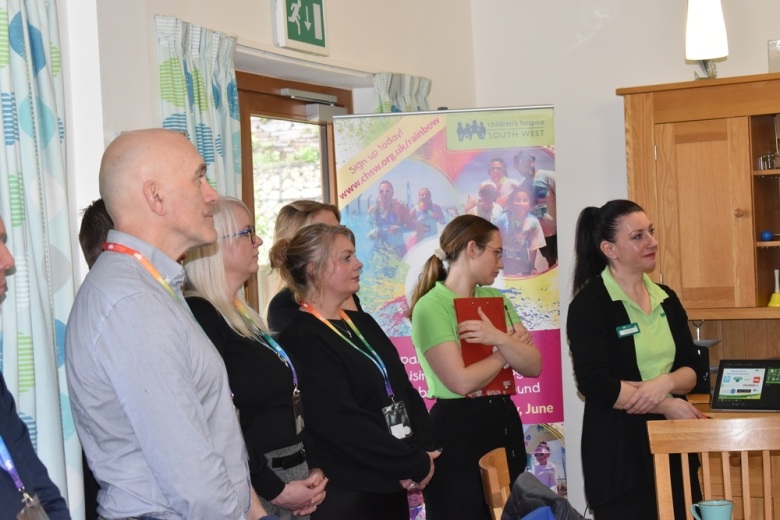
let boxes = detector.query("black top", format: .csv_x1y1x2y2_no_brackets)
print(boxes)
0,372,70,520
278,309,434,493
566,277,702,508
187,296,303,501
267,287,362,334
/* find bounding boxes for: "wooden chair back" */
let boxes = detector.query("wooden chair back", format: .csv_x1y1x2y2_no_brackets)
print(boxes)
647,415,780,519
479,446,511,520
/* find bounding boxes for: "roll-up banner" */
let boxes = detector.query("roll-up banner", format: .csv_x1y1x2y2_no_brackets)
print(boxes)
333,106,566,498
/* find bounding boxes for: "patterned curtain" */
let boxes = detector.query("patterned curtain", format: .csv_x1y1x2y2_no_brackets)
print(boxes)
155,15,242,197
373,72,432,113
0,0,80,516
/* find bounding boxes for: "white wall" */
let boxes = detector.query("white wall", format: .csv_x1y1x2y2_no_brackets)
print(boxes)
65,0,780,515
85,0,477,256
95,0,476,133
72,0,476,276
470,0,780,513
59,0,105,284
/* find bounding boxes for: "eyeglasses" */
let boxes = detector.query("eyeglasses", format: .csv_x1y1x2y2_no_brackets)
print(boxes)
534,453,548,458
488,166,505,171
483,244,503,260
223,225,258,245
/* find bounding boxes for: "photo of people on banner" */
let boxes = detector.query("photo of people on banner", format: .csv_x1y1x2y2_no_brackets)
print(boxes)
334,107,564,497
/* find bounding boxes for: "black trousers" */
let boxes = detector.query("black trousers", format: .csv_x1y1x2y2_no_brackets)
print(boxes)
423,395,526,520
312,482,408,520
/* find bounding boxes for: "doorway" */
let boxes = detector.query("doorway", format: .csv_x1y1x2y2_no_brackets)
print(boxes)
237,72,352,313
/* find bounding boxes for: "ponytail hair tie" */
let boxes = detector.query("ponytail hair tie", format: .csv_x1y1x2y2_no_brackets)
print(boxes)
433,248,446,261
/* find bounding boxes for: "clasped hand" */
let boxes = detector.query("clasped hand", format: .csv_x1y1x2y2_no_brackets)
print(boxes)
623,375,703,419
458,307,531,345
623,376,672,414
399,449,441,492
271,469,328,516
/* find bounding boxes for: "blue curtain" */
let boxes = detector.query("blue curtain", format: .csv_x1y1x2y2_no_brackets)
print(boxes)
0,0,80,516
155,15,242,197
372,72,431,113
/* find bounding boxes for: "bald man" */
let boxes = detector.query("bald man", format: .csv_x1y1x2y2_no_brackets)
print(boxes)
65,130,274,520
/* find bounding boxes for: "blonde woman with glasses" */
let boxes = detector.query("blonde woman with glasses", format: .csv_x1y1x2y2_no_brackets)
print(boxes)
184,197,327,520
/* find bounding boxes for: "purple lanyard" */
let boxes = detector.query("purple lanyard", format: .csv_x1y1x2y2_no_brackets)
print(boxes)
234,300,299,387
0,435,25,492
301,302,395,399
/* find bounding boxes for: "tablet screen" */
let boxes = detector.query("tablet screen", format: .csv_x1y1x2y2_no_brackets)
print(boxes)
711,360,780,411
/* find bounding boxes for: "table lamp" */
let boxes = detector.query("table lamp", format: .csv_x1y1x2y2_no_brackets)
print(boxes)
685,0,729,79
769,269,780,307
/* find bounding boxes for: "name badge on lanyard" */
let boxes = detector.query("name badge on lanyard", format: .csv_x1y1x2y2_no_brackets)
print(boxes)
301,302,412,439
292,388,305,435
383,400,413,439
0,435,50,519
17,494,49,520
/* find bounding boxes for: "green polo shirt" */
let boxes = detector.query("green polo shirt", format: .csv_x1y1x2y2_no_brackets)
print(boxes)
602,267,674,380
411,282,520,398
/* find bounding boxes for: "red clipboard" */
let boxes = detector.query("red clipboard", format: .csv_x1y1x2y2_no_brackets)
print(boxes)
453,297,516,397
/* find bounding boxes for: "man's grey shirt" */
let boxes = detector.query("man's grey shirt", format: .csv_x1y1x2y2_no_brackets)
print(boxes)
66,230,251,519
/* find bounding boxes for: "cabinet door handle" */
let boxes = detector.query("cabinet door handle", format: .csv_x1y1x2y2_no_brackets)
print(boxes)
734,208,745,218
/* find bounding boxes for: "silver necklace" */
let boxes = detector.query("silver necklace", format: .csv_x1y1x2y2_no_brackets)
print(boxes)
331,319,352,338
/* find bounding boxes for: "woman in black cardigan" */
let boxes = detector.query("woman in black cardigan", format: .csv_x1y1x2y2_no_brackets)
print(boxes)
567,199,704,520
184,197,327,519
270,223,437,520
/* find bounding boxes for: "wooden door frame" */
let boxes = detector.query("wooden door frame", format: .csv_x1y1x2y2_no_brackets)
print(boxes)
237,72,352,309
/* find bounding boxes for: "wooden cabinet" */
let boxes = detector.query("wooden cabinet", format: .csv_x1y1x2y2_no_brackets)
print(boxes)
617,73,780,320
654,118,755,309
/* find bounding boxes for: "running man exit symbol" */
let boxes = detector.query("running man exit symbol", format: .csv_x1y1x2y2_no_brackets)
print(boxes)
274,0,328,55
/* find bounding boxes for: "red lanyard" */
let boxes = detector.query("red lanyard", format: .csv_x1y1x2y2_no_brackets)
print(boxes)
102,242,183,305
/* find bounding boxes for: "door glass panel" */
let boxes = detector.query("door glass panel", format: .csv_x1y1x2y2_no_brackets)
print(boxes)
251,116,325,263
250,116,325,312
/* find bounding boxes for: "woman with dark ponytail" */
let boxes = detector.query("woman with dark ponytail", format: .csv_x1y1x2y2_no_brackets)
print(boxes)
567,199,703,519
408,214,541,520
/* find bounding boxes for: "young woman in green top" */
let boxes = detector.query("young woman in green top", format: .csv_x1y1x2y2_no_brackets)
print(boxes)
408,214,541,520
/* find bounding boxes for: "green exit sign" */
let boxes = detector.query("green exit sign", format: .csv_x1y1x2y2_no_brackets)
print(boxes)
274,0,329,56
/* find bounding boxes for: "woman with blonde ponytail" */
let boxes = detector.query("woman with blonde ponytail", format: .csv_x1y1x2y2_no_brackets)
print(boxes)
267,200,361,333
408,214,541,520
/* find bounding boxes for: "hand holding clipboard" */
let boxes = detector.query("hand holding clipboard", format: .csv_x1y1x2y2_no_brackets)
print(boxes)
454,297,517,397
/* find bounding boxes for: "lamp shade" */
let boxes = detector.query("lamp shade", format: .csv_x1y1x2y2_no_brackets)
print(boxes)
685,0,728,60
